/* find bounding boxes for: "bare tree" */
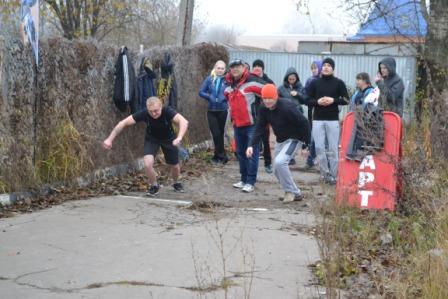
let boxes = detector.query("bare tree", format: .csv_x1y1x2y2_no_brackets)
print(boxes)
424,0,448,93
44,0,111,39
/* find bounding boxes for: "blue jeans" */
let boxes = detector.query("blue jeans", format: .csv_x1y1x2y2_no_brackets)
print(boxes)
306,139,316,166
234,125,259,186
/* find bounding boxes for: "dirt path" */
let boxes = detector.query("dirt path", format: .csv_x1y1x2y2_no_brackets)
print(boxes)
149,156,334,208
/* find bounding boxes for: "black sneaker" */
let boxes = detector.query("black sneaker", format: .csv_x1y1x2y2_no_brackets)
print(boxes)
294,193,304,201
172,182,185,193
211,158,220,165
325,175,337,185
289,158,296,165
146,185,160,196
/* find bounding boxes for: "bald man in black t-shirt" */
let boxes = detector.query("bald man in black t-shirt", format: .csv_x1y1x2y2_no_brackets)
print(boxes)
103,97,189,196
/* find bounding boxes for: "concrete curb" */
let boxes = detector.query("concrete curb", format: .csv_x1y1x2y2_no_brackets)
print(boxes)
0,192,34,206
0,140,213,207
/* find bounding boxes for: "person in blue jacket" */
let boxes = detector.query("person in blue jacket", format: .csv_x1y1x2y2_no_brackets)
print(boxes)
350,72,374,111
199,60,229,164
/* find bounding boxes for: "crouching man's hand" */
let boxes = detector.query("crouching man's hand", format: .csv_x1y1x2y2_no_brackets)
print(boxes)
172,137,182,146
246,146,254,158
103,138,113,150
300,148,309,158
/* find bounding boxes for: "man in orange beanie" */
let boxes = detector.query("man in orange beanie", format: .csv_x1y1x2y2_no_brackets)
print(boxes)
246,84,311,202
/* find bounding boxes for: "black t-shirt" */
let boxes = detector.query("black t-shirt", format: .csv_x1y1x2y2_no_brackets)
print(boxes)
132,106,177,141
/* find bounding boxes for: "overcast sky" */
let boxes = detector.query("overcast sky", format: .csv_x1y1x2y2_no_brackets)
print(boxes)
195,0,362,36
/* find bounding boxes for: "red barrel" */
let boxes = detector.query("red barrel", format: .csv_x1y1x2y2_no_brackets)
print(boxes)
336,112,402,210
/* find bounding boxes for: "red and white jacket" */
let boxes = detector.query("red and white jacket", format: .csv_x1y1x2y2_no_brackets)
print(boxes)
224,69,264,127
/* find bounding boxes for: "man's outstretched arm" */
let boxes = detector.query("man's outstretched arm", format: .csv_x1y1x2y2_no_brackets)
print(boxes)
172,113,189,146
103,115,136,150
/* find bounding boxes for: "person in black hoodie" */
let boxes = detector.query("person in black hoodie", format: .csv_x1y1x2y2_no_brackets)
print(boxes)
246,84,310,202
277,67,308,165
252,59,274,174
277,67,308,112
375,57,405,118
307,57,349,184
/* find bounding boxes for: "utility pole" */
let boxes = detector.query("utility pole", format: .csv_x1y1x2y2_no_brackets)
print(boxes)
176,0,194,47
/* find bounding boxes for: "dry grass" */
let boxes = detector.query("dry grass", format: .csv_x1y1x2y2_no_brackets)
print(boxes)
36,118,93,183
0,180,9,194
316,115,448,298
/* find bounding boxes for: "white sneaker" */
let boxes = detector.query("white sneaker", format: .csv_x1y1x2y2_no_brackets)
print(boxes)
283,192,304,203
283,192,295,202
242,184,254,193
233,181,245,188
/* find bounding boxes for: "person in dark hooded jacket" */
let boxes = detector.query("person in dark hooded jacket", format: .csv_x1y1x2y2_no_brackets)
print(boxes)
277,67,308,113
375,57,405,117
277,67,308,165
252,59,274,173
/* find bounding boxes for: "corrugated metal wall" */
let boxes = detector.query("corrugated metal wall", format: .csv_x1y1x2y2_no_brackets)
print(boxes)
228,50,417,121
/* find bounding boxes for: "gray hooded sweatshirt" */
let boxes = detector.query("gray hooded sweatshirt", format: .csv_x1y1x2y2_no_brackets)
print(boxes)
377,57,405,117
277,67,307,108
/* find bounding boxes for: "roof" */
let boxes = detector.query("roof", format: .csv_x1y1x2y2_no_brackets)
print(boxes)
349,0,427,40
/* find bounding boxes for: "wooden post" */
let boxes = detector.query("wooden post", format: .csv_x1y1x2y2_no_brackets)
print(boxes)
176,0,194,47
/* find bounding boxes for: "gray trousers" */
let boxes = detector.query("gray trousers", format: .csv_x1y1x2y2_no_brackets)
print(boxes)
273,139,301,195
312,120,340,179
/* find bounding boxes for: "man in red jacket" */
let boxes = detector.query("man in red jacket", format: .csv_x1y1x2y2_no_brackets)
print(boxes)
224,59,264,193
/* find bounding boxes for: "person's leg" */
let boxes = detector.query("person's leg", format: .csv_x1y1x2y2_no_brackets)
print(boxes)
234,126,247,184
161,141,185,191
245,125,259,186
310,139,316,160
170,164,180,181
307,109,315,161
216,110,228,162
143,139,161,195
143,155,157,185
143,139,161,185
313,121,330,178
262,125,271,167
273,139,301,194
207,110,221,162
161,141,180,178
326,120,340,179
306,137,315,167
346,113,360,159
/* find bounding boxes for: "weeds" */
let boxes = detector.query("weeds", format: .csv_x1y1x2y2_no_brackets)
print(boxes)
316,117,448,298
190,185,255,299
0,180,9,194
36,118,93,183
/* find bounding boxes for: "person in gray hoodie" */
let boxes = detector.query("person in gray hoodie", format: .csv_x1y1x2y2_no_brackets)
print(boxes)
277,67,308,165
277,67,308,113
375,57,405,117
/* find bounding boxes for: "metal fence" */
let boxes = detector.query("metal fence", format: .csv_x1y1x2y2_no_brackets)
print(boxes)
229,50,417,122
